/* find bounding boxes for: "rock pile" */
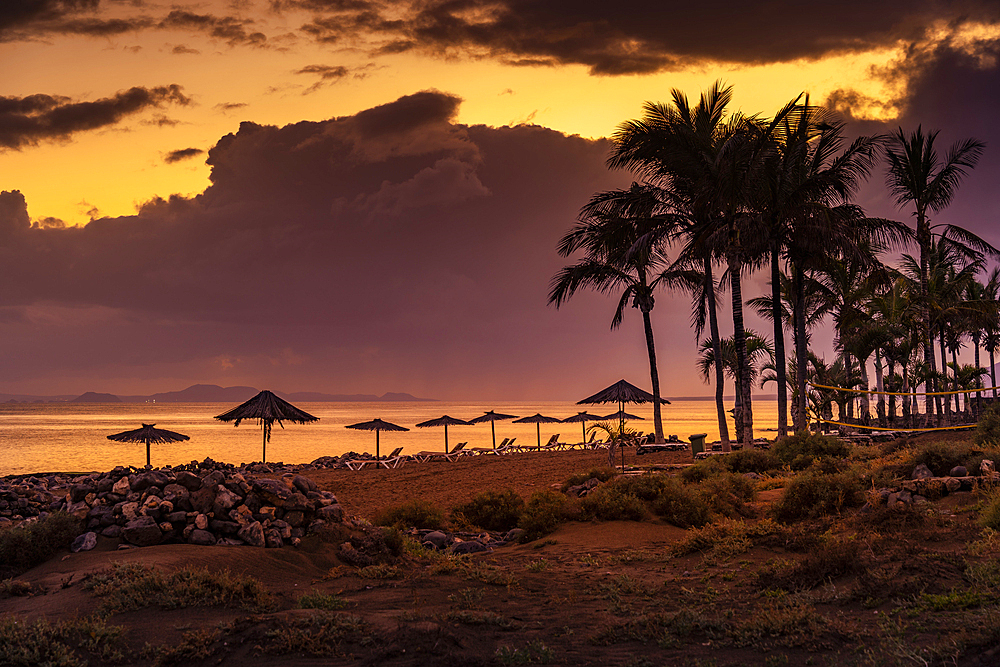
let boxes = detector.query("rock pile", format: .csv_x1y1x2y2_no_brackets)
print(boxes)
0,462,345,550
866,459,998,509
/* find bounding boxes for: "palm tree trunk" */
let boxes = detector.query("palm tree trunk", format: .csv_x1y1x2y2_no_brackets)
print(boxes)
991,347,997,400
704,257,731,448
728,250,753,444
874,350,886,426
858,353,870,424
640,307,665,444
940,325,951,424
918,210,937,426
974,333,982,417
770,245,788,439
792,266,808,432
902,360,912,426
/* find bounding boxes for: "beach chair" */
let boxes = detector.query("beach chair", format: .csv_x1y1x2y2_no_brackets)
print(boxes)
412,443,468,462
469,438,510,455
566,433,596,450
344,446,404,470
540,434,566,451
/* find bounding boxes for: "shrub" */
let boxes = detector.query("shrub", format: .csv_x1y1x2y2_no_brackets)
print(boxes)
615,474,670,501
980,488,1000,531
910,440,974,477
649,478,712,528
771,471,864,522
0,512,82,578
519,490,569,542
976,403,1000,447
721,449,781,474
680,457,728,484
772,431,849,465
696,472,756,519
373,500,446,530
452,489,524,532
561,467,616,491
757,536,860,591
579,482,647,521
297,591,348,610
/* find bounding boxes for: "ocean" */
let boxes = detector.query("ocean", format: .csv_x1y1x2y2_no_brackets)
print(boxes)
0,398,779,476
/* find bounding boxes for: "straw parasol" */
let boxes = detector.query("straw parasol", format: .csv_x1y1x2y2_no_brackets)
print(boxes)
560,411,605,443
512,413,562,450
415,415,471,454
600,410,645,422
214,390,318,463
468,410,519,449
107,423,189,468
579,379,669,470
345,418,408,459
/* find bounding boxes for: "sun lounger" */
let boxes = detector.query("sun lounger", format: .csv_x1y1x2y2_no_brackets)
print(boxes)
565,433,597,449
469,438,510,455
344,446,405,470
412,442,468,462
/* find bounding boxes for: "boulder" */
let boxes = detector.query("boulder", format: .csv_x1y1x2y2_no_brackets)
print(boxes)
451,540,487,555
949,466,968,477
982,459,996,475
189,529,217,546
122,516,163,547
254,479,291,505
189,486,218,515
238,520,266,547
213,486,242,515
71,531,98,553
112,476,131,496
911,464,934,480
316,504,343,523
174,471,202,491
423,530,449,550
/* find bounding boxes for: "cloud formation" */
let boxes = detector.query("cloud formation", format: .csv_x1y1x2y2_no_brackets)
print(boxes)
0,91,646,398
164,147,204,163
0,85,190,150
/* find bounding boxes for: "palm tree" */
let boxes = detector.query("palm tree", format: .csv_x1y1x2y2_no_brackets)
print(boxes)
549,185,671,442
883,126,987,422
964,268,1000,414
607,81,743,448
697,330,775,401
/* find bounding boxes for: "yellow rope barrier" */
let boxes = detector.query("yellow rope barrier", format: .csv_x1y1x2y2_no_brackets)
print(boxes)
808,381,996,397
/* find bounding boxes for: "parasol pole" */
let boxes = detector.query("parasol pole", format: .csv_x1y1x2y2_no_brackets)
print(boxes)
536,423,541,450
145,438,151,468
376,428,381,459
491,420,497,449
444,424,449,454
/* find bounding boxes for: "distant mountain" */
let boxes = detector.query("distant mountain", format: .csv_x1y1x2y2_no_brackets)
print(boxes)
121,384,259,403
282,391,436,402
71,392,121,403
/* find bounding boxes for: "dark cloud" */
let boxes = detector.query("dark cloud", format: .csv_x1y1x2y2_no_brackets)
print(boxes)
288,0,1000,75
294,63,350,92
214,101,248,113
164,147,204,163
171,44,200,54
0,91,653,399
0,85,190,150
159,10,266,47
0,0,98,37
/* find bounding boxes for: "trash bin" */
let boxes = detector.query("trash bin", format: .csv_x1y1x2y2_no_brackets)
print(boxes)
689,433,707,457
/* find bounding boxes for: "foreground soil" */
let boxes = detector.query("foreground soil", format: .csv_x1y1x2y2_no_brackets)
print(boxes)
4,444,1000,666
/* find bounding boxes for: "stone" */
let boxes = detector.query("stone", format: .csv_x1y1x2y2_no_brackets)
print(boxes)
122,516,163,547
911,464,934,480
259,506,277,521
912,494,928,505
253,479,291,505
213,486,241,515
238,520,266,547
945,477,963,492
111,476,132,496
71,531,98,553
209,519,241,535
423,530,449,549
229,505,254,526
316,504,343,523
982,459,996,475
189,486,218,515
166,511,187,523
949,466,968,477
284,510,305,527
292,475,318,494
162,484,190,502
195,513,209,530
65,501,90,519
101,524,122,538
283,493,310,513
265,528,284,548
174,471,202,491
272,520,292,539
451,540,487,555
503,528,526,543
189,529,216,546
897,490,913,504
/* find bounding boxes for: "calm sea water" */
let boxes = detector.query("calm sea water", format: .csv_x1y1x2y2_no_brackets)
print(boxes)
0,399,778,476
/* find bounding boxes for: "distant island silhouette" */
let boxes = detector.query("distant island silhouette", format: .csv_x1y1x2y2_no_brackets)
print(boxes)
2,384,436,403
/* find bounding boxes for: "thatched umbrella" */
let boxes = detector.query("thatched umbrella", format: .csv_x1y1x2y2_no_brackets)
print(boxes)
560,411,606,443
579,379,669,470
214,390,318,463
468,410,519,449
415,415,472,454
345,418,408,459
512,413,562,450
107,423,189,468
601,410,645,422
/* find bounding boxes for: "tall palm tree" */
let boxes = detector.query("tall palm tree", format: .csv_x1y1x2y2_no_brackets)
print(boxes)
964,268,1000,414
549,185,671,442
883,126,987,422
697,331,774,401
607,81,743,448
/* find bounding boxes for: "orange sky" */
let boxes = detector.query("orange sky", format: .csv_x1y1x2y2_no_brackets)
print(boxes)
1,0,999,399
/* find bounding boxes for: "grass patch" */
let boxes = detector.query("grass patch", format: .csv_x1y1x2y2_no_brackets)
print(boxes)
496,640,554,664
561,467,616,491
260,613,368,656
0,512,82,578
373,499,446,530
672,519,781,560
446,610,517,628
357,563,401,579
0,614,125,666
83,562,276,615
297,590,349,610
579,481,647,521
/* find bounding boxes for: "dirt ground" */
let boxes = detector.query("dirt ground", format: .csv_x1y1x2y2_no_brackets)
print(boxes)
4,445,1000,666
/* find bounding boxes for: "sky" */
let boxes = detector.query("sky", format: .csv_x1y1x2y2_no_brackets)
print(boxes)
1,0,999,401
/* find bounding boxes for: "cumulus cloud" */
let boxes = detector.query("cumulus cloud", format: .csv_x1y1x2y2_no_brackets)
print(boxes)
0,85,190,150
0,91,653,399
164,147,204,163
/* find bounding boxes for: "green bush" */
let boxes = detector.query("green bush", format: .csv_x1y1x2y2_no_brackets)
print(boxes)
519,490,570,542
0,512,82,578
721,449,781,474
980,489,1000,530
772,431,849,465
452,489,524,532
680,457,728,484
373,500,446,530
579,482,647,521
976,403,1000,447
697,472,756,519
771,471,864,522
649,478,712,528
910,440,974,477
615,474,670,501
561,467,616,491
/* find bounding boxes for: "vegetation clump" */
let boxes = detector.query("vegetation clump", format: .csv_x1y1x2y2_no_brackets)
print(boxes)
772,431,849,466
0,512,82,578
579,481,647,521
452,489,524,532
720,449,781,474
771,471,863,522
518,490,570,542
976,403,1000,447
561,467,616,491
910,439,974,476
373,499,446,530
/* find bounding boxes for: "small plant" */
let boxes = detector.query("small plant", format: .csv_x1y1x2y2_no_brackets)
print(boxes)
0,614,125,666
649,478,712,528
976,403,1000,447
357,563,401,579
373,499,446,530
496,640,554,664
722,449,781,474
771,471,863,522
526,559,549,572
452,489,524,532
518,490,569,542
680,456,728,484
979,488,1000,530
561,467,616,491
0,512,82,578
696,472,756,519
448,586,485,609
297,591,348,610
0,579,39,598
